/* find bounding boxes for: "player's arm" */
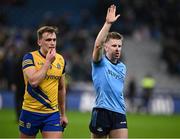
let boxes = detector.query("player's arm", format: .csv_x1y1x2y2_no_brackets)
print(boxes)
23,49,56,87
92,4,120,62
58,74,68,127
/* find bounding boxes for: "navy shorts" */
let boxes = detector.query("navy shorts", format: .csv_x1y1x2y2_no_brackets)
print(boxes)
89,108,128,136
19,109,64,136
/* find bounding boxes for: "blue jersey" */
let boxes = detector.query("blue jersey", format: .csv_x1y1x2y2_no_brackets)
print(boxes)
92,56,127,114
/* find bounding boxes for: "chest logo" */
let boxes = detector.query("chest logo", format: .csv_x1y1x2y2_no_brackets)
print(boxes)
57,63,61,69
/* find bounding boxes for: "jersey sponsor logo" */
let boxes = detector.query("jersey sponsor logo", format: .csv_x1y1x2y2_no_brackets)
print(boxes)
45,74,61,80
107,69,124,80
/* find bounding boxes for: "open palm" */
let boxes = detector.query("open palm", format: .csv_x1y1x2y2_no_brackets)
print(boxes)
106,5,120,24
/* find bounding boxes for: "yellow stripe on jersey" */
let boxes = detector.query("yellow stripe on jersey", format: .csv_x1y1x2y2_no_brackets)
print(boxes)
22,53,35,69
22,50,65,113
23,59,33,65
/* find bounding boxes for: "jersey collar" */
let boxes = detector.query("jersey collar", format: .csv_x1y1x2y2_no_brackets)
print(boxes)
105,55,120,65
38,50,46,59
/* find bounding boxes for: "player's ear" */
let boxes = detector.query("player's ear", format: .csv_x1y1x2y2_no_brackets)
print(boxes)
104,43,108,52
37,39,42,46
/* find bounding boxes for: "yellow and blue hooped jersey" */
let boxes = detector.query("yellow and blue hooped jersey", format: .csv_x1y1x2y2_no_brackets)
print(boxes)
22,50,65,113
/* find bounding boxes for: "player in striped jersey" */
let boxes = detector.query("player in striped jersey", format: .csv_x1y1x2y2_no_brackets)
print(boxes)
19,26,68,138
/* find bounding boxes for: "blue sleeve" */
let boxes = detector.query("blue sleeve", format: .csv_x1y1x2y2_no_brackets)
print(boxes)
22,53,35,69
92,56,105,67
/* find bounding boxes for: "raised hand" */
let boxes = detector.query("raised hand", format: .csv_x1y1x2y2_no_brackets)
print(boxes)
106,5,120,24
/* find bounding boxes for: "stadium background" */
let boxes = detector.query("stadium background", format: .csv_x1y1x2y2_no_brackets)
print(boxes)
0,0,180,138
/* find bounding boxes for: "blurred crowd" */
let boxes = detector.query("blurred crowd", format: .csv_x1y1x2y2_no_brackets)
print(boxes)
0,0,180,91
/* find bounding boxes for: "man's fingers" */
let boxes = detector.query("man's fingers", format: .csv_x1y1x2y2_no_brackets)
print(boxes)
52,48,56,56
48,48,53,54
49,48,56,55
62,122,67,128
116,14,120,20
61,120,68,128
50,49,52,54
110,5,114,13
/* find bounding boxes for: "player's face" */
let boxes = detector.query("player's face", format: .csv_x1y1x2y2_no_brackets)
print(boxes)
105,38,122,63
38,32,57,54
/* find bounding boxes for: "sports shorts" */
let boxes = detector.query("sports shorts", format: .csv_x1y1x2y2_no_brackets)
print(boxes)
19,109,64,136
89,108,128,136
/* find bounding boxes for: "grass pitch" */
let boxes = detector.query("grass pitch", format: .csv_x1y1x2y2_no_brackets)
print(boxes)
0,109,180,138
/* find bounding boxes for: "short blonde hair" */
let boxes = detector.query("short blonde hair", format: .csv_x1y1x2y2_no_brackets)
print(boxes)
37,26,58,40
105,32,123,43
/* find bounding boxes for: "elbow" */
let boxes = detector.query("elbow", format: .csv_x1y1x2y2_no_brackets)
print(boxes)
92,53,97,61
92,48,102,62
95,43,102,49
92,53,101,63
28,79,39,88
58,86,66,94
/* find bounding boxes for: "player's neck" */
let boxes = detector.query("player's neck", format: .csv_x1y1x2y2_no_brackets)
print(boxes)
105,55,118,64
39,48,47,58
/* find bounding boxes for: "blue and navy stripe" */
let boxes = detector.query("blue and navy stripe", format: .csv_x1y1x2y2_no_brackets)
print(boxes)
27,83,54,110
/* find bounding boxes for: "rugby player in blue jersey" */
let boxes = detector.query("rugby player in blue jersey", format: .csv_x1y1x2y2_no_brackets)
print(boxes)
89,5,128,138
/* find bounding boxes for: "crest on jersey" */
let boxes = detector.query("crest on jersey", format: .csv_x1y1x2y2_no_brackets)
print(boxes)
57,63,61,69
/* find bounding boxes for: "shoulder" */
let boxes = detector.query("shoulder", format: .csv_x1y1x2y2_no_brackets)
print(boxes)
118,62,127,74
92,56,105,66
56,53,66,74
56,53,64,59
23,50,38,60
119,62,126,68
22,52,35,69
23,52,33,61
56,53,65,65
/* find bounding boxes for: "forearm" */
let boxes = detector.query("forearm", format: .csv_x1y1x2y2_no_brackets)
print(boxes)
95,22,112,46
93,22,112,61
28,61,51,87
58,88,66,116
